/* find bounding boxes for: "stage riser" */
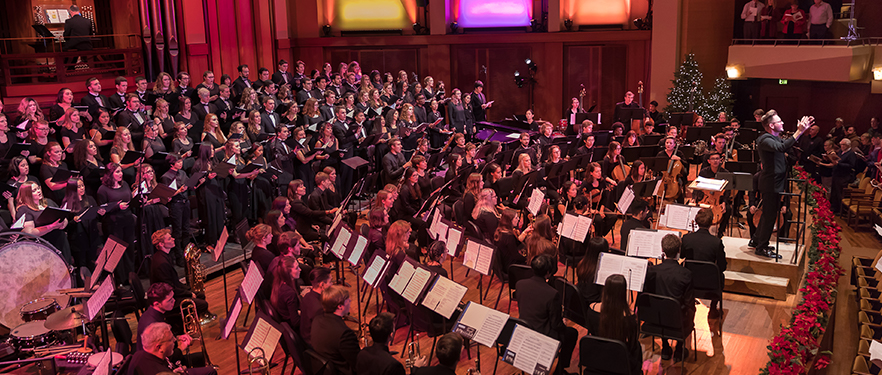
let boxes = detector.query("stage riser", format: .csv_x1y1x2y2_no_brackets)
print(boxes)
724,271,789,300
726,258,802,294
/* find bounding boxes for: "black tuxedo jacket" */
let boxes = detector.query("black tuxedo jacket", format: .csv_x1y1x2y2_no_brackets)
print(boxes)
356,343,406,375
645,259,695,325
296,90,317,105
310,313,360,373
81,93,109,120
300,290,322,344
108,92,127,111
308,188,330,211
232,77,252,98
212,98,235,129
272,70,294,86
332,119,359,150
681,228,727,274
63,14,93,50
414,104,427,124
515,275,565,340
260,110,281,134
150,251,191,299
114,109,147,130
192,101,217,123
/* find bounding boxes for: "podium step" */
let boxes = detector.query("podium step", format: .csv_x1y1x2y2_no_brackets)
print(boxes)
724,271,790,301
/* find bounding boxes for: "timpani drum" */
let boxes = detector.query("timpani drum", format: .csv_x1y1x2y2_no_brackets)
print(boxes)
0,234,72,329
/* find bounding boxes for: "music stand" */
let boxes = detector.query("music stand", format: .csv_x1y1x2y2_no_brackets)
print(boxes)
639,156,671,174
669,112,697,127
703,122,726,135
568,112,601,127
736,128,759,145
592,131,613,146
743,121,762,130
725,161,759,174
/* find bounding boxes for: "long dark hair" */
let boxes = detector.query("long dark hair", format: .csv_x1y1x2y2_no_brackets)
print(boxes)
494,208,517,242
597,274,634,343
192,144,214,173
62,178,84,212
576,237,608,285
270,256,300,310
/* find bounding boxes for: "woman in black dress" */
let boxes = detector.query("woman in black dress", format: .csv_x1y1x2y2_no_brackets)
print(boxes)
593,274,642,374
462,93,476,138
0,113,13,166
301,98,323,128
471,188,500,240
221,140,261,226
152,72,177,115
6,156,39,219
141,121,166,160
446,89,466,134
583,162,617,238
97,163,137,281
109,127,139,185
494,208,527,272
312,123,337,171
171,123,195,171
62,178,103,269
287,179,336,242
72,140,105,196
90,108,116,161
152,99,175,138
40,142,70,204
49,88,84,123
291,127,319,194
576,237,608,310
270,255,302,330
423,241,448,278
202,113,227,154
173,96,200,131
57,107,87,152
393,168,429,246
191,144,224,246
133,163,167,258
15,181,71,263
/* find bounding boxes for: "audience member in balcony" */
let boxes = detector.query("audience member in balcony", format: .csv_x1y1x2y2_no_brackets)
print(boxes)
781,0,808,39
760,0,783,38
740,0,766,39
808,0,833,39
108,76,129,111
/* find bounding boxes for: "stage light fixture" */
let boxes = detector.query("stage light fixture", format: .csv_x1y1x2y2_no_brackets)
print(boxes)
564,19,573,31
726,65,743,79
450,22,458,34
526,58,537,72
322,24,332,37
874,66,882,81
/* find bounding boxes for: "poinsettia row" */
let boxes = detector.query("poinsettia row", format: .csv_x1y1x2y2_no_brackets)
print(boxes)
760,167,843,375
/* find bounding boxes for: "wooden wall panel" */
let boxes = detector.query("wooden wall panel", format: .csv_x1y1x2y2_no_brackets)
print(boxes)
600,45,627,124
564,45,603,119
451,45,532,122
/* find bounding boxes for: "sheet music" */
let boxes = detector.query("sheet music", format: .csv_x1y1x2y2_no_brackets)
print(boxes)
626,229,679,259
454,302,509,347
103,239,128,273
435,221,449,244
429,210,443,239
329,227,351,259
527,189,544,216
222,297,242,339
388,261,416,296
214,227,229,262
328,213,343,240
871,340,882,363
663,204,700,231
11,215,25,229
652,179,663,196
241,261,264,304
168,180,177,190
693,176,726,191
475,243,493,275
362,255,387,287
446,227,462,256
594,252,648,292
464,240,480,270
92,349,113,375
617,187,635,214
875,256,882,273
85,276,114,320
504,324,559,375
875,224,882,238
347,235,368,266
557,214,592,242
402,267,433,304
244,318,282,361
420,276,468,319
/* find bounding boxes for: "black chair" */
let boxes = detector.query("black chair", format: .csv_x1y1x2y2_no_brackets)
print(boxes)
127,272,147,320
578,336,633,375
552,277,590,330
110,310,134,356
684,260,724,335
636,293,696,363
492,317,529,375
465,220,483,242
431,176,445,191
278,322,307,375
503,264,534,312
306,348,343,375
453,200,466,227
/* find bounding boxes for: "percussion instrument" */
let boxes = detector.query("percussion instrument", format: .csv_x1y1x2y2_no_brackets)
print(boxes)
9,321,57,350
87,351,124,369
0,236,72,329
20,298,61,322
45,304,87,331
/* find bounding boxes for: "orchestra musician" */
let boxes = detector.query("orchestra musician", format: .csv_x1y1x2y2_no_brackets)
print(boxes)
601,141,624,186
310,285,360,374
129,321,217,375
693,152,732,237
583,162,616,239
149,229,211,321
356,312,407,375
511,133,538,168
657,136,689,201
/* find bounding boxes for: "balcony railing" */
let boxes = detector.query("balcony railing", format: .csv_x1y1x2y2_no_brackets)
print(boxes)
731,37,882,47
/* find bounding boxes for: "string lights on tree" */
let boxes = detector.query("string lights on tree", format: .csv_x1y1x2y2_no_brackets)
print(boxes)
664,53,733,121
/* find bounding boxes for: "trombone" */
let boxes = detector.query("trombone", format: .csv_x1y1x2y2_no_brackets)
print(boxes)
247,347,270,375
181,298,213,368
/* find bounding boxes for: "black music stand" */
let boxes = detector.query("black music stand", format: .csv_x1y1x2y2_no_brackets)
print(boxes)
736,128,759,145
669,112,697,127
725,161,759,174
639,156,671,175
592,131,613,147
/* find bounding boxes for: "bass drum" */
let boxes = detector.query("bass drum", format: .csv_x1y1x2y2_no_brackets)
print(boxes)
0,233,72,329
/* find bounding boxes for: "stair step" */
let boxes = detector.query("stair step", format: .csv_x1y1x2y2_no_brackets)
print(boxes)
723,271,790,300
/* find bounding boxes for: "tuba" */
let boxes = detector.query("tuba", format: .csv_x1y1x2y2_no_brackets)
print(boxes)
185,243,207,294
181,299,213,368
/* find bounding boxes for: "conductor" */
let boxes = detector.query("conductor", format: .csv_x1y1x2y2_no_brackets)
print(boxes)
62,5,93,64
752,110,811,258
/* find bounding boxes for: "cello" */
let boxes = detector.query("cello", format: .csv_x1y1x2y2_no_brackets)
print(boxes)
660,140,683,200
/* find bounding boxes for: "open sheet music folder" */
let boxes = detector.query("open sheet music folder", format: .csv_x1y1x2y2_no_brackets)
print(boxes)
502,324,560,375
463,238,495,276
240,312,283,361
388,257,435,304
453,301,509,347
594,252,648,292
625,228,680,259
362,250,391,288
420,275,468,319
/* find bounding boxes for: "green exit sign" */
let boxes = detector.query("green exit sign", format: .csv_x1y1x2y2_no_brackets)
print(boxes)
779,79,789,85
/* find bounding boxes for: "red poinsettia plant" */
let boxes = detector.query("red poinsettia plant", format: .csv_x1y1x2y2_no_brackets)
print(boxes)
760,167,843,375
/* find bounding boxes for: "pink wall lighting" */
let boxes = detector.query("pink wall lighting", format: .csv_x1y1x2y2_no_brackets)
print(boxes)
458,0,532,28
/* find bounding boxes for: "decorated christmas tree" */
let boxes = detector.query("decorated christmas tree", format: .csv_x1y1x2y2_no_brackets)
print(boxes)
664,53,705,118
663,53,733,121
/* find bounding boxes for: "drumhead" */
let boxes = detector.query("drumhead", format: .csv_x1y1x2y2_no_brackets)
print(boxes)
87,352,124,367
20,298,59,313
0,239,72,329
11,320,51,338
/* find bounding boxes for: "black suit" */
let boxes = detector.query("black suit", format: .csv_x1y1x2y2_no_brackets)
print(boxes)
149,251,209,317
644,259,695,335
296,90,317,105
311,313,360,374
232,77,252,99
272,70,294,87
108,92,128,111
126,350,173,375
414,104,427,125
831,149,856,212
192,101,217,123
114,109,147,131
515,275,577,371
308,188,331,212
136,307,166,352
471,91,487,122
63,14,93,52
356,343,406,375
260,110,281,134
754,132,798,250
681,228,726,309
212,98,235,131
333,119,359,192
291,198,332,242
81,93,109,121
300,290,322,344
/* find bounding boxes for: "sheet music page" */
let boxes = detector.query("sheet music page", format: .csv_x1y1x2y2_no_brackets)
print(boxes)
617,187,635,214
244,318,282,361
446,227,462,256
328,213,343,240
463,240,480,270
347,235,368,266
595,253,648,292
475,244,494,275
223,298,242,339
92,349,113,375
86,276,114,320
870,340,882,363
103,239,129,273
874,224,882,238
454,302,509,347
505,325,559,375
652,179,663,196
435,221,449,245
558,214,575,239
663,204,699,231
421,276,467,319
10,215,25,229
241,261,264,304
429,209,442,239
329,228,351,259
169,180,177,190
694,176,725,191
362,255,387,286
388,261,416,296
625,229,661,258
402,267,433,304
214,226,229,262
527,189,544,216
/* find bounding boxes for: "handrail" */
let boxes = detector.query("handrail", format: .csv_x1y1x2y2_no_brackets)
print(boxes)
731,37,882,47
0,47,144,86
0,33,140,42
